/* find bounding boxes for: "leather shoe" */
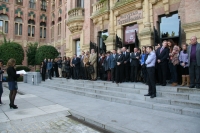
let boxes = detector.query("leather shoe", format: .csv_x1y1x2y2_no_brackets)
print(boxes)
144,94,151,96
189,85,195,88
150,94,156,98
162,84,166,86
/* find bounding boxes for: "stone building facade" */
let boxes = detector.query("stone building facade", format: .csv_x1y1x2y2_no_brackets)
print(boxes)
0,0,200,63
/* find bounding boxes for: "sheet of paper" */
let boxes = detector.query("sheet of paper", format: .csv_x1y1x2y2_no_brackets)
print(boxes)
16,70,27,74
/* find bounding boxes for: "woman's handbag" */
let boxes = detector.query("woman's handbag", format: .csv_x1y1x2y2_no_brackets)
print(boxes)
88,65,95,74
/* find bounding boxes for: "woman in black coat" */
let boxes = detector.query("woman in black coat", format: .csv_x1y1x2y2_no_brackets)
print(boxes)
7,58,22,109
54,58,59,77
115,49,125,84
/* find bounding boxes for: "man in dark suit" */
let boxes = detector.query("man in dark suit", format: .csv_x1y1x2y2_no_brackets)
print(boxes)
187,36,200,88
72,54,80,80
122,47,130,82
130,47,140,82
156,40,169,86
109,49,117,83
80,51,86,79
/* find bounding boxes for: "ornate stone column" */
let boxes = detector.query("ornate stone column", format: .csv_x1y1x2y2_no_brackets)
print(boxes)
140,0,152,46
104,0,115,51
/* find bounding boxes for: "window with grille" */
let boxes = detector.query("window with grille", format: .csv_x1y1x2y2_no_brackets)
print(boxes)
0,14,9,34
40,22,46,38
41,0,47,11
29,0,35,9
28,19,35,37
15,17,23,35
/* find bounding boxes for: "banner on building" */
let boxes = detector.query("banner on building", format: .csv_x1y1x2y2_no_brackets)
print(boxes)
123,24,139,45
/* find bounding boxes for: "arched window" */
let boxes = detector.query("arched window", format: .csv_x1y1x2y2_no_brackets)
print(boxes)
0,14,9,34
29,0,36,9
15,17,23,35
40,22,46,38
41,0,47,11
51,21,55,39
58,17,61,36
77,0,84,8
28,20,35,37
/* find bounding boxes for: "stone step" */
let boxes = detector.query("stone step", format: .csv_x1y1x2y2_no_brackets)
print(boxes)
41,81,200,102
40,84,200,118
178,88,200,94
146,97,200,109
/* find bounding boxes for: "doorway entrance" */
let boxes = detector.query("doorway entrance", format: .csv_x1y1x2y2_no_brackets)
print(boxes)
97,30,108,54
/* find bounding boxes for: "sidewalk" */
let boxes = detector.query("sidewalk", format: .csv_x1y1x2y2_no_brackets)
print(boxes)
2,82,199,133
0,84,102,133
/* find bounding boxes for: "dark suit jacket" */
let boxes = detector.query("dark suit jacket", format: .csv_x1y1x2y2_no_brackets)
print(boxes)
156,47,169,63
109,54,117,69
116,54,125,65
130,52,140,66
123,52,130,64
72,57,80,68
187,43,200,66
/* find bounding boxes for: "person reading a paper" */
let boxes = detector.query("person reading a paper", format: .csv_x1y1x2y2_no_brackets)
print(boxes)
7,58,23,109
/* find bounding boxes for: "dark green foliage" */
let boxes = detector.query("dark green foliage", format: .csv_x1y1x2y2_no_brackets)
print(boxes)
35,45,59,65
16,66,31,72
0,36,24,65
26,42,38,65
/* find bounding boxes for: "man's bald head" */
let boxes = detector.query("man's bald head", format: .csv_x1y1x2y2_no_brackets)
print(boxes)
190,36,197,45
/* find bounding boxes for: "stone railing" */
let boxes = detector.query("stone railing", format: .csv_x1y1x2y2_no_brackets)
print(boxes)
68,7,84,21
92,0,109,16
114,0,135,7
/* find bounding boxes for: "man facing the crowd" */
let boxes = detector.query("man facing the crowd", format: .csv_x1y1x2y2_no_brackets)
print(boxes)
187,36,200,88
89,49,97,81
144,46,157,98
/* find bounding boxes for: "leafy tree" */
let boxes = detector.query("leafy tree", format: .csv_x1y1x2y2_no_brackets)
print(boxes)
0,34,24,65
35,45,59,65
26,42,38,65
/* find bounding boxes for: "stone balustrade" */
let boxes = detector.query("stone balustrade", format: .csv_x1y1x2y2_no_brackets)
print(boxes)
68,8,84,21
92,0,109,16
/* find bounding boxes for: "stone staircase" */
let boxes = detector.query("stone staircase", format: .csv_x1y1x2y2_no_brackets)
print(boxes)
39,78,200,118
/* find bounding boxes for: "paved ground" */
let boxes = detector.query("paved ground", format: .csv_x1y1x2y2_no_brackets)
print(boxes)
0,85,102,133
1,82,200,133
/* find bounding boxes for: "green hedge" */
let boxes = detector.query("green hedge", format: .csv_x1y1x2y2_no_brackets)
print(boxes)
16,66,31,72
0,41,24,65
35,45,59,65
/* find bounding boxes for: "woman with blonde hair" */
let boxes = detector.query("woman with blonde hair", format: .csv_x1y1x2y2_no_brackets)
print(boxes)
7,58,22,109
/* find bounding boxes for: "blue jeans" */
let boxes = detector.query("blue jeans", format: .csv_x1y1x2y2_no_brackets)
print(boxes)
169,63,177,83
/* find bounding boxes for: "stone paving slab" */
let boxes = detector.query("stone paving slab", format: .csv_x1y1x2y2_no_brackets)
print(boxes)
16,83,200,133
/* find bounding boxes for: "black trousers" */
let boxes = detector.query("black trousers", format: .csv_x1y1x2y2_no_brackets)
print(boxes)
42,72,46,81
73,67,79,79
115,65,123,83
141,65,147,83
123,63,130,81
158,62,167,85
130,66,138,82
111,67,116,82
79,67,85,79
147,67,156,95
189,61,200,86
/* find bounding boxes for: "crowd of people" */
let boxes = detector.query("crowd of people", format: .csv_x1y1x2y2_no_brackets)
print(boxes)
40,36,200,89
